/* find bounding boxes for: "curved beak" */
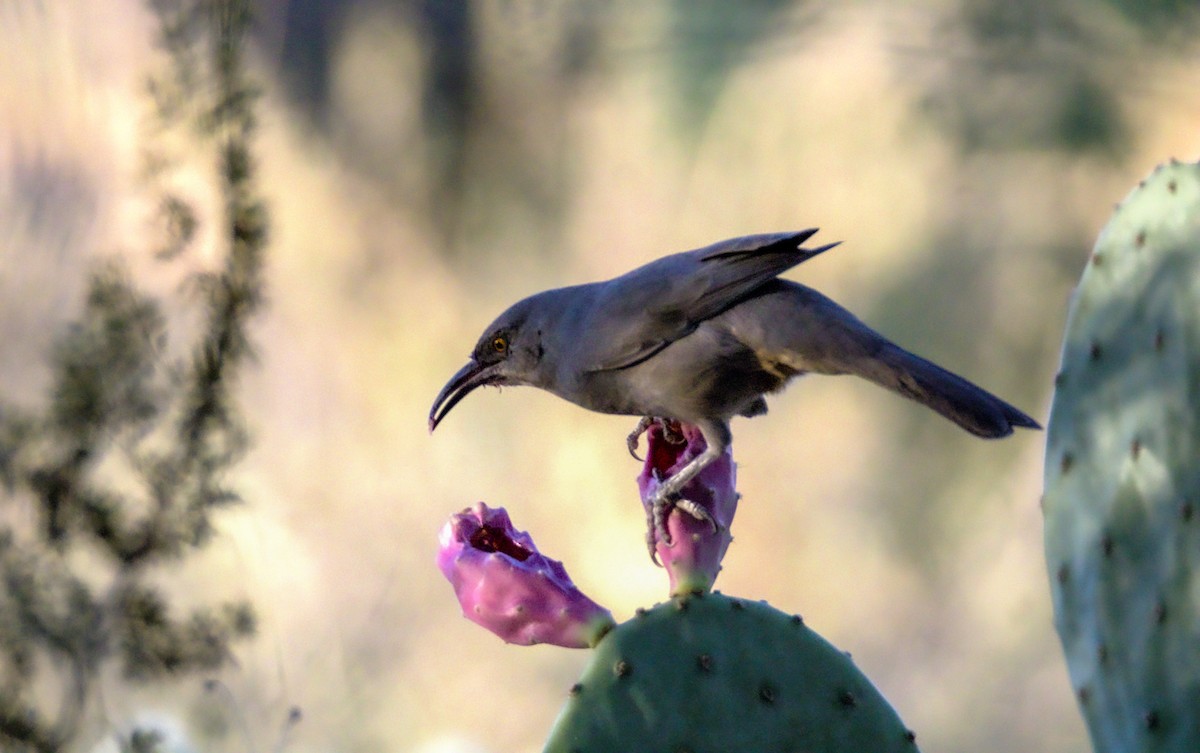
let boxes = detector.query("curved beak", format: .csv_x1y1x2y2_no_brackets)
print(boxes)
429,359,500,432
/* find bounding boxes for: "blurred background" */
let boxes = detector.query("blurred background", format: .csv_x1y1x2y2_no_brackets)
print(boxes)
2,0,1199,751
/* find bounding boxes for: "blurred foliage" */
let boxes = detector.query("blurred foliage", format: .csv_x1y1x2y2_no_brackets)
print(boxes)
0,0,266,750
1102,0,1200,32
915,0,1131,155
270,0,485,251
910,0,1199,156
872,0,1196,567
261,0,1200,261
665,0,802,138
155,194,199,261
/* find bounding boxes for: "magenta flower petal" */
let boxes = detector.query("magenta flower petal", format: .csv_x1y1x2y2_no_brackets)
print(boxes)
437,503,614,648
637,421,738,595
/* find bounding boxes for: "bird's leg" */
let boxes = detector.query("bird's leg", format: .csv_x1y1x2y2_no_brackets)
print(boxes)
648,449,720,543
644,491,660,563
644,419,731,558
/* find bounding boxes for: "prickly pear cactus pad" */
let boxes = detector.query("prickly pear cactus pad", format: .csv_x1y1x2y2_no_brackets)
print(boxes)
1043,159,1200,753
543,592,918,753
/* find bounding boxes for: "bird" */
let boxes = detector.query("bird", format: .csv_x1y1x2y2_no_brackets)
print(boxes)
429,229,1040,553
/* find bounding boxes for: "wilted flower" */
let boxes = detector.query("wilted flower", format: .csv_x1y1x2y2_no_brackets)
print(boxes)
637,420,738,595
436,503,614,648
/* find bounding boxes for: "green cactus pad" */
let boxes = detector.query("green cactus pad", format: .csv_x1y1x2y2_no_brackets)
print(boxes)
543,592,918,753
1043,159,1200,753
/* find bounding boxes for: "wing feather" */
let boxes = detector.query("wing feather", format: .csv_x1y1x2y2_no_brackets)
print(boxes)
581,230,839,372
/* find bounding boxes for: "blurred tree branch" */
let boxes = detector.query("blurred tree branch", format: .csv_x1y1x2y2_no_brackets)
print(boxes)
0,0,266,750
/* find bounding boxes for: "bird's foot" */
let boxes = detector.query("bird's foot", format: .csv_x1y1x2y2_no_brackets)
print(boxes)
644,481,718,563
626,416,686,461
661,420,687,445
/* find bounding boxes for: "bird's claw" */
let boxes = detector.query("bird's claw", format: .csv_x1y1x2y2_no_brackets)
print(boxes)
645,510,661,565
626,416,656,461
627,416,686,462
661,421,687,446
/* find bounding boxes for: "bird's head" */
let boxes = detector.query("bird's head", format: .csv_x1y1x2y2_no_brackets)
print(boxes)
429,297,549,432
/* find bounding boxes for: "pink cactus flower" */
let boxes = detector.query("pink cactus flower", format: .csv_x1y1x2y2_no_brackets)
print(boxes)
636,420,738,595
437,503,614,647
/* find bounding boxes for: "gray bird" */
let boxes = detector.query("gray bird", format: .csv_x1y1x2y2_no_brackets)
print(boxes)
429,229,1040,551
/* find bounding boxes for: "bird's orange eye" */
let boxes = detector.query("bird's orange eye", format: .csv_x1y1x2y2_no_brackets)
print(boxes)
492,336,508,354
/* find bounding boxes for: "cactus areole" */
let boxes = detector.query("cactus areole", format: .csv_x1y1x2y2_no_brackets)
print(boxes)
1043,159,1200,753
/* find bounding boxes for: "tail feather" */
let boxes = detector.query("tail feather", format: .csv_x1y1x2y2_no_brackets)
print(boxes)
871,344,1041,438
728,281,1042,437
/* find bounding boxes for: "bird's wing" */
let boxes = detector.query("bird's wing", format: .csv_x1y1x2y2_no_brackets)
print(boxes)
581,230,839,372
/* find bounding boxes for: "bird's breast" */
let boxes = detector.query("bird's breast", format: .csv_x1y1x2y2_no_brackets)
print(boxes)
574,324,784,422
